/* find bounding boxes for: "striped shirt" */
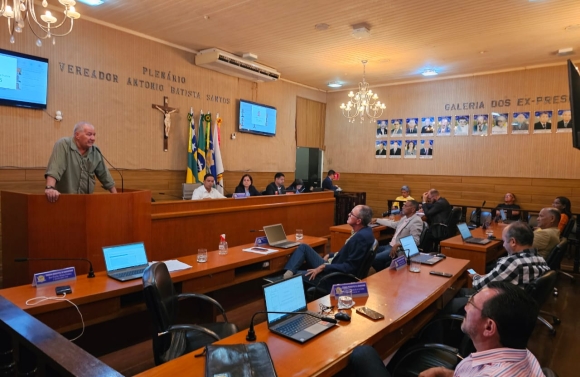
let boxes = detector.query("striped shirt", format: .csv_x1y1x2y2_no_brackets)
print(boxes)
454,348,545,376
472,249,549,290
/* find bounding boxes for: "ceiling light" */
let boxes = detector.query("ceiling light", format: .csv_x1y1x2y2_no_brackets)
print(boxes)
315,23,329,31
77,0,104,5
422,69,438,77
339,60,386,123
352,26,370,39
1,0,81,45
327,82,342,88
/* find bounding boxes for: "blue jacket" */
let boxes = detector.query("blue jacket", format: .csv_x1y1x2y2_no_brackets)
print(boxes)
325,226,375,275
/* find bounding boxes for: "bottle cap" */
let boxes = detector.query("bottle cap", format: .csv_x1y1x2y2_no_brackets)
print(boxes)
220,234,226,241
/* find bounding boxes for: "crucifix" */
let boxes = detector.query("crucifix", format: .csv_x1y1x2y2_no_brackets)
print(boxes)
152,96,179,151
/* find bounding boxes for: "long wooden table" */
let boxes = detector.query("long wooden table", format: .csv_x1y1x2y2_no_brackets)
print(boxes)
135,258,469,377
439,223,506,274
0,235,326,334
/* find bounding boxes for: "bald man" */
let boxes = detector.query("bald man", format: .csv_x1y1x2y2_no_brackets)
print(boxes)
533,207,561,258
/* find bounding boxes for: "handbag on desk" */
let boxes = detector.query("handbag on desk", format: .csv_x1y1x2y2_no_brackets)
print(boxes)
205,342,278,377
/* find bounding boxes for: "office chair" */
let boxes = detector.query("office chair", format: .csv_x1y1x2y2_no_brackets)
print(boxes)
182,183,201,200
545,239,574,284
430,207,462,253
469,210,492,225
142,262,238,365
561,217,575,239
306,239,378,301
524,270,560,335
388,343,463,377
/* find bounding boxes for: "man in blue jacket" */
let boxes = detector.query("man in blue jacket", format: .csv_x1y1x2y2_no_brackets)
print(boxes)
282,205,375,288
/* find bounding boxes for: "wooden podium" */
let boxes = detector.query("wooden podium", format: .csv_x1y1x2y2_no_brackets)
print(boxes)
1,190,152,288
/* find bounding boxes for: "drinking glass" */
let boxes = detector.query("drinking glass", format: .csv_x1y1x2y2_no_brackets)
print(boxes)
296,229,303,241
409,259,421,273
337,288,354,309
197,248,208,263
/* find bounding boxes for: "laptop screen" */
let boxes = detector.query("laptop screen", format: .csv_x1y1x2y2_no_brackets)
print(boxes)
400,235,419,258
500,209,507,221
102,242,148,272
263,275,307,324
457,223,472,240
263,224,287,244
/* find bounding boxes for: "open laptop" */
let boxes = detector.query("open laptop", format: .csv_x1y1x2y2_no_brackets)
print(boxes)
102,242,149,281
400,235,443,265
263,224,301,248
499,209,517,224
457,223,491,245
263,275,336,343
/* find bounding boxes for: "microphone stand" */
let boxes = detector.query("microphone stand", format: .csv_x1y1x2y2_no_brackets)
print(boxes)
95,146,124,193
15,257,95,278
246,311,337,341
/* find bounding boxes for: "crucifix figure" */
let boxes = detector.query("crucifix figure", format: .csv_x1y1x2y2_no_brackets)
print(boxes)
152,96,179,151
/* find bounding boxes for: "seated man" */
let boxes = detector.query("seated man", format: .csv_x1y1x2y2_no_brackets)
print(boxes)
372,200,424,272
282,205,375,289
445,221,549,314
322,169,340,191
191,174,225,200
349,281,544,377
533,207,560,259
265,172,286,195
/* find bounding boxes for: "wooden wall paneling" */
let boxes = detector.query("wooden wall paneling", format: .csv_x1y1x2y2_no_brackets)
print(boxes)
296,97,326,149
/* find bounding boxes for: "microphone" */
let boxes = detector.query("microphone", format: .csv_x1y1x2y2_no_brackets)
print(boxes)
95,146,124,193
15,257,95,278
246,311,337,341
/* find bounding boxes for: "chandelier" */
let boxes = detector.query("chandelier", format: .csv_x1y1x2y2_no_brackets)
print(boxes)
340,60,386,123
1,0,80,46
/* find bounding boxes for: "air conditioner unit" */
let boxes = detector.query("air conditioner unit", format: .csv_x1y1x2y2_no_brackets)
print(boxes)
195,48,280,82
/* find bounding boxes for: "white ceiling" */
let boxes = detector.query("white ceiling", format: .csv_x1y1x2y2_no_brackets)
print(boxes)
75,0,580,90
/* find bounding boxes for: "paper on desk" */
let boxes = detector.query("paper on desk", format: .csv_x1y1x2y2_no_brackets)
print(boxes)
150,259,193,272
242,247,278,255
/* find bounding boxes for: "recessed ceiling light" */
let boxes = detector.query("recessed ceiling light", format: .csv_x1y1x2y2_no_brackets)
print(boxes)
327,82,343,88
77,0,104,5
422,69,438,77
315,23,330,31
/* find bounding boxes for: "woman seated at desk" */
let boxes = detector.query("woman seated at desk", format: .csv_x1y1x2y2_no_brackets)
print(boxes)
493,192,520,220
391,185,414,213
286,179,305,194
552,196,572,233
234,174,261,196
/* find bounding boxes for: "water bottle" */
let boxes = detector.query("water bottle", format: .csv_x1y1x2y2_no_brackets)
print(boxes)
218,234,228,255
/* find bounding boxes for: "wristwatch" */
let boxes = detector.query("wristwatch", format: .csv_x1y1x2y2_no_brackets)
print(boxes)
45,186,55,190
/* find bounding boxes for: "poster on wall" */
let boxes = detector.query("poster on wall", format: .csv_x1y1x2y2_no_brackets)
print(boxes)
511,112,530,134
419,139,433,159
421,117,435,136
556,110,572,133
406,118,418,136
375,140,387,158
454,115,470,136
473,114,488,136
437,116,451,136
533,111,552,133
491,113,508,135
389,140,402,158
376,119,388,138
390,119,403,137
404,140,417,158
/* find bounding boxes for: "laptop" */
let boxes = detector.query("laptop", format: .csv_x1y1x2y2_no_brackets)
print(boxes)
457,223,491,245
400,235,443,265
263,224,301,248
499,209,517,224
102,242,149,281
263,275,336,343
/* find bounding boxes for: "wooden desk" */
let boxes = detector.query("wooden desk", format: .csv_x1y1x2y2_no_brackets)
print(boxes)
329,223,394,253
0,236,326,334
440,223,506,274
135,258,469,377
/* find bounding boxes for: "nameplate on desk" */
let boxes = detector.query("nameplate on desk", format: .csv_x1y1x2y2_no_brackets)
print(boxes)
388,255,407,270
254,236,268,246
331,282,369,298
32,267,76,287
232,193,247,199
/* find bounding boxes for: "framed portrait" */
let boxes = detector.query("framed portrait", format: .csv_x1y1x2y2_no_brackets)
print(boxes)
421,117,435,136
389,140,402,158
437,116,451,136
533,111,552,133
404,139,417,159
556,110,572,133
376,119,388,138
491,112,508,135
375,140,387,158
473,114,488,136
390,118,403,137
511,112,530,134
419,139,433,159
454,115,469,136
405,117,419,136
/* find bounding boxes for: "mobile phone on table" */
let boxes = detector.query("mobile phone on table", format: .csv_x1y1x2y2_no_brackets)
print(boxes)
356,307,384,320
467,268,476,274
429,271,453,278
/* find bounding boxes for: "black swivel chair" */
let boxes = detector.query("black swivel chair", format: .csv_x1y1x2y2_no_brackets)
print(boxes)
524,270,560,334
389,343,463,377
430,207,462,253
561,217,575,239
142,262,238,365
545,239,574,284
306,239,378,301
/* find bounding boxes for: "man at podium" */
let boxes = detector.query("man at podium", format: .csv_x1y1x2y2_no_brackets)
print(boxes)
44,122,117,203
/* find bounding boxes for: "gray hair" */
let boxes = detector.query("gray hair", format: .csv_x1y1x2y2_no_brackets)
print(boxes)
73,121,94,136
401,185,410,192
357,205,373,226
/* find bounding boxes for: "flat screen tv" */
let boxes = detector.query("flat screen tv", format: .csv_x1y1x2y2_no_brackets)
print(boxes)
0,48,48,109
239,99,277,136
567,59,580,149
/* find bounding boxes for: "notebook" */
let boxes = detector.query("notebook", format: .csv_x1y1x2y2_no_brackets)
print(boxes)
263,224,300,248
263,275,335,343
102,242,149,281
457,223,491,245
400,235,443,265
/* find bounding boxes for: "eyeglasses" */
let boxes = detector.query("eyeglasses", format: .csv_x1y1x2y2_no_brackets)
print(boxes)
466,294,483,312
348,212,360,219
319,303,334,315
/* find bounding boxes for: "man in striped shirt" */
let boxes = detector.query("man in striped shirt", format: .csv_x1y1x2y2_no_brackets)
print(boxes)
349,281,545,376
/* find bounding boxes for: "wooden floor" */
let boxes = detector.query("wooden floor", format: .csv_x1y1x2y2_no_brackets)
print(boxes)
100,259,580,376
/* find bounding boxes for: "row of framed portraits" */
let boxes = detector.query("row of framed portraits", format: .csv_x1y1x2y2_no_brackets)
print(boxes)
376,110,573,138
376,139,433,159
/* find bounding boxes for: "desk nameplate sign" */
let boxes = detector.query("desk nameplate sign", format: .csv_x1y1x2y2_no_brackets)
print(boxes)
32,267,76,287
388,255,407,270
232,193,247,199
254,236,268,246
331,282,369,298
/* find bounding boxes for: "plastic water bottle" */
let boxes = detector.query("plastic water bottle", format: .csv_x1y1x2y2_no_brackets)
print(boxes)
218,234,228,255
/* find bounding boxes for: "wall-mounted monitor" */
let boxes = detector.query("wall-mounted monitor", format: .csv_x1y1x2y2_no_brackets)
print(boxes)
239,99,277,136
567,59,580,150
0,48,48,110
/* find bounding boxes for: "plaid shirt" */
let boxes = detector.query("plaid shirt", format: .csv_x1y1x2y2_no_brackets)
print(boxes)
472,249,550,290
